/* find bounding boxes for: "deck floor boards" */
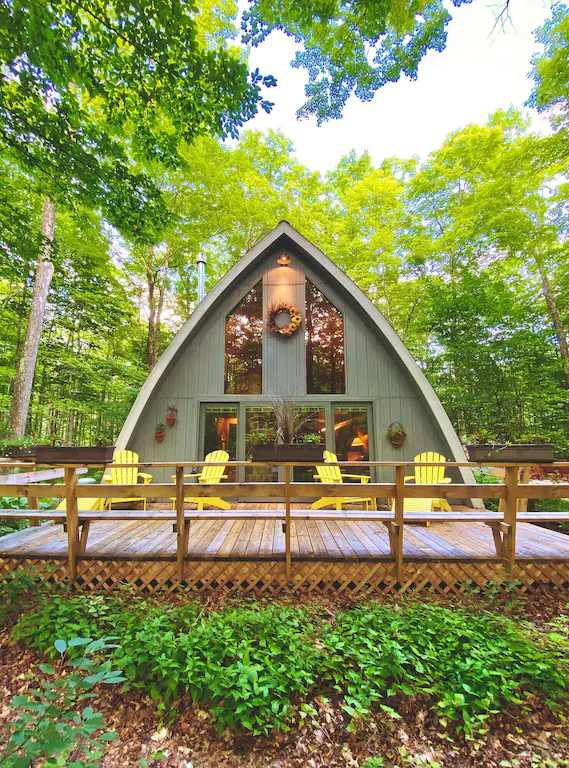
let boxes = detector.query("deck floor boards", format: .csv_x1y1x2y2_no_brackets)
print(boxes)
2,503,569,562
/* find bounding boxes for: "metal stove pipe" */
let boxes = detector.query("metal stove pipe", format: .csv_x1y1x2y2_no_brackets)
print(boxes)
197,252,207,304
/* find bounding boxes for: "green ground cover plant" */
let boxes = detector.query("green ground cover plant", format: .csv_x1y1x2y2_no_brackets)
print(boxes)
324,603,566,733
11,595,569,738
0,636,123,768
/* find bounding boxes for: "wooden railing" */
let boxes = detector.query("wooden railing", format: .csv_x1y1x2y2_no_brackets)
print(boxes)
1,460,569,582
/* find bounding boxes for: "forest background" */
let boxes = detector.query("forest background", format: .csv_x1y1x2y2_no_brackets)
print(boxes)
1,0,568,454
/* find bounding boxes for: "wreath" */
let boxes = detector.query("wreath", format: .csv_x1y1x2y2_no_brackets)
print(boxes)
268,304,302,337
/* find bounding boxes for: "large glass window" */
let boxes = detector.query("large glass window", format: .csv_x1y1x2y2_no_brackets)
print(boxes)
305,279,345,394
245,406,276,482
333,406,370,478
244,405,326,482
225,281,263,394
293,407,326,482
203,405,238,481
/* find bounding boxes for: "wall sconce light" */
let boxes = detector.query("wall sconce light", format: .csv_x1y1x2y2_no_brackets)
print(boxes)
277,252,291,267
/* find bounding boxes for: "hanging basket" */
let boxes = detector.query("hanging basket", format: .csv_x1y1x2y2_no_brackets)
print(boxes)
387,421,407,449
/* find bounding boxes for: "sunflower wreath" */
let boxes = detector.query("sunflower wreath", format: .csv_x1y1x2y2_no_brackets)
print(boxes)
268,304,303,337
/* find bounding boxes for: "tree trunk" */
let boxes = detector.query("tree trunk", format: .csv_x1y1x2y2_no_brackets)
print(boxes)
152,256,168,366
146,250,168,371
539,266,569,388
146,261,157,370
8,198,56,439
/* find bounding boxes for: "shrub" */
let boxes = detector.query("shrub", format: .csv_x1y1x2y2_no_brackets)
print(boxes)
14,593,200,661
176,604,325,732
12,597,569,737
322,603,567,733
0,567,47,625
14,594,112,656
0,636,123,768
472,469,503,511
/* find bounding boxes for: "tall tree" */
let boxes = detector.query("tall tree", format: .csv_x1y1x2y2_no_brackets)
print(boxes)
0,0,275,239
1,0,275,437
529,2,569,157
8,198,55,437
243,0,503,123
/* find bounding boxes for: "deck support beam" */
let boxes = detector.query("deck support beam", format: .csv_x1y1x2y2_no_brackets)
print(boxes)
64,467,79,580
28,492,40,527
285,465,292,581
503,465,519,573
175,465,186,580
393,466,405,581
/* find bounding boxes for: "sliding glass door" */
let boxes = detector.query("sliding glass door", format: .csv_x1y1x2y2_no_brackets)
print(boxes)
332,404,371,478
200,401,373,486
202,405,238,481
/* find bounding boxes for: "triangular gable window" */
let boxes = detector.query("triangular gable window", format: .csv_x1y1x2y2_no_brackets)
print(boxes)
224,281,263,394
305,279,345,394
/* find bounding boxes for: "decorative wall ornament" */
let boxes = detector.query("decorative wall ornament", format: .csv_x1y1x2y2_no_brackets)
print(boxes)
268,304,302,337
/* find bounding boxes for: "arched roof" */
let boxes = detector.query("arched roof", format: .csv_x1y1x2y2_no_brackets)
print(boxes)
117,221,476,490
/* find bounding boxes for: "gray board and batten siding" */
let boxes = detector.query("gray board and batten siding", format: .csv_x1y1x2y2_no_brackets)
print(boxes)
119,221,476,494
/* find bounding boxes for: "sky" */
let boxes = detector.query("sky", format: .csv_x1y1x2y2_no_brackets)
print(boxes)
243,0,552,173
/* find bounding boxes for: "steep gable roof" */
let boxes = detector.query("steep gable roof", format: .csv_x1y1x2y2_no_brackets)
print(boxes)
116,221,473,489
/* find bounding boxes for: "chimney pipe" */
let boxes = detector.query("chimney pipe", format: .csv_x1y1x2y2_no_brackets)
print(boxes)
197,252,207,304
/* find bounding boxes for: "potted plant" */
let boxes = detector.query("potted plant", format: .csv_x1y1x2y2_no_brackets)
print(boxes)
250,397,324,462
166,405,178,426
36,435,115,464
154,423,165,443
386,422,407,449
465,430,554,463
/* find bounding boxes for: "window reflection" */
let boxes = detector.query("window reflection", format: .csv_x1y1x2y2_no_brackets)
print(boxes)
225,281,263,394
245,406,276,482
333,406,370,478
305,279,345,394
293,407,326,481
203,406,238,481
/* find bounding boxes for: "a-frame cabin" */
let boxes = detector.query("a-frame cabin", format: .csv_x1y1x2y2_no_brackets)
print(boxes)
118,221,473,487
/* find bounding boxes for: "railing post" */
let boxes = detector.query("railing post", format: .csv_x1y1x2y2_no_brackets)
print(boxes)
28,491,40,527
503,465,519,573
285,465,292,581
393,465,405,582
64,467,79,581
518,466,531,513
175,465,186,581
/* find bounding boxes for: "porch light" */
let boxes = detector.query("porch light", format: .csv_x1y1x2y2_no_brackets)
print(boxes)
277,252,291,266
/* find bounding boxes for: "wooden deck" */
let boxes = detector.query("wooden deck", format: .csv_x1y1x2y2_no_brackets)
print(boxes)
2,504,569,563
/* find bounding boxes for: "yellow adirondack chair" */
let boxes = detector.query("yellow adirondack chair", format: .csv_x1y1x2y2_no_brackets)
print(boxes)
404,451,452,512
56,496,103,513
391,497,434,513
171,450,231,511
312,450,376,511
103,450,153,510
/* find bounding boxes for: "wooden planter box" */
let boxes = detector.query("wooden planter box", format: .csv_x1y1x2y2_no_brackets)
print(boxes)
36,446,116,464
0,446,36,460
465,443,554,463
251,444,325,463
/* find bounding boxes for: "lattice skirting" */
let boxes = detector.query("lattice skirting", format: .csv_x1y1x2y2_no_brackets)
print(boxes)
1,558,569,595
